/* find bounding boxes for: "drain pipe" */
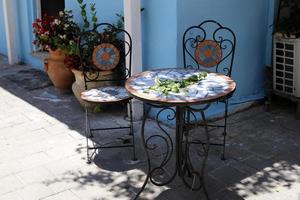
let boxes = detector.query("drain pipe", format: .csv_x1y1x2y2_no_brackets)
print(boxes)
124,0,143,120
2,0,19,64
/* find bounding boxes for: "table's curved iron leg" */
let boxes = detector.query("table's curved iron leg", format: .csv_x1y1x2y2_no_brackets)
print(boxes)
85,105,96,164
146,105,177,186
134,106,152,200
221,99,229,160
180,107,203,191
129,100,137,161
181,110,202,191
199,110,210,200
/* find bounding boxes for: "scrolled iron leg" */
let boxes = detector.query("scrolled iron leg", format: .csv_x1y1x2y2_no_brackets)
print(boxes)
129,100,137,161
296,100,300,120
85,105,92,164
199,110,211,200
221,100,229,160
134,106,152,200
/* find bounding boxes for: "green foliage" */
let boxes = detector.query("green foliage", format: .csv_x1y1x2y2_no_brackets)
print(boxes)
32,10,80,51
277,0,300,37
90,3,98,29
77,0,96,31
146,72,208,95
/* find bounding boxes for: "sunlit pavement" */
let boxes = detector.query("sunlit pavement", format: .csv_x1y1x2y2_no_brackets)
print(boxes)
0,55,299,200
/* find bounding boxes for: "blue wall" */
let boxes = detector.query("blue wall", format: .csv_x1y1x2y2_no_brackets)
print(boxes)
141,0,178,70
65,0,178,70
15,0,43,67
265,0,280,66
65,0,124,28
0,0,8,55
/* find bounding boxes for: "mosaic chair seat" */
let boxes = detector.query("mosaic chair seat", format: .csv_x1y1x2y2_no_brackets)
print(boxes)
182,20,236,159
78,23,136,163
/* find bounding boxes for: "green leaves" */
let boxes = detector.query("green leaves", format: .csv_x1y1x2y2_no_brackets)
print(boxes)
92,16,98,22
78,1,99,31
146,72,208,95
90,3,98,29
81,9,86,17
90,3,96,12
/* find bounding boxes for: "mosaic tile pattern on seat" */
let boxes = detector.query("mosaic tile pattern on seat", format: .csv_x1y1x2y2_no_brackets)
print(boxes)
81,86,130,103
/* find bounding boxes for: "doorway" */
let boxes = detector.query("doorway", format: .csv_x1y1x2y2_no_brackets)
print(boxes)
38,0,65,18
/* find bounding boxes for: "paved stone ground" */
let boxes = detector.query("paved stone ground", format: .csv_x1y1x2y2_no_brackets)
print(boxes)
0,55,299,200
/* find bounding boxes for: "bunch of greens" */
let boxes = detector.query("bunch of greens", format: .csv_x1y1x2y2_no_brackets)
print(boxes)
146,72,208,95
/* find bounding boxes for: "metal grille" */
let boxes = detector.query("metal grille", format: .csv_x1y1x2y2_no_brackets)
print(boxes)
273,40,295,95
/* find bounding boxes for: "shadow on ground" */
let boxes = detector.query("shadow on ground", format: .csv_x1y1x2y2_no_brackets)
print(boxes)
0,55,299,200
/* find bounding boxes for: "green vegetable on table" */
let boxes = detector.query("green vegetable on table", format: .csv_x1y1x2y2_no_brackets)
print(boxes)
145,71,208,95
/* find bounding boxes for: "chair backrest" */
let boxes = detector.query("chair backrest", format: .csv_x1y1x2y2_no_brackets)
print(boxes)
78,23,132,89
182,20,236,77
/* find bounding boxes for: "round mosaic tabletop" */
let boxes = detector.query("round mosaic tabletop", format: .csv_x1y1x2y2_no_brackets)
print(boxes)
125,68,236,106
81,86,131,103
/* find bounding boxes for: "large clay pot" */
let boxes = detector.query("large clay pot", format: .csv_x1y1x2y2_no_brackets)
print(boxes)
71,69,118,108
48,49,66,60
44,49,74,90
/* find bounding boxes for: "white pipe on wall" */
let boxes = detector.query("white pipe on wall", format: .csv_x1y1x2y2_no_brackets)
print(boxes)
3,0,19,64
124,0,143,120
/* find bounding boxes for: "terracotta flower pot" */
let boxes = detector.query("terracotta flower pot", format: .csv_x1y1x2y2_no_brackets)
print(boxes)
44,49,74,90
48,49,66,61
71,69,118,108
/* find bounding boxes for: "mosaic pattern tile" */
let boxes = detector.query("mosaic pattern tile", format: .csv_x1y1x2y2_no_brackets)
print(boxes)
92,43,120,71
81,86,130,103
126,68,236,105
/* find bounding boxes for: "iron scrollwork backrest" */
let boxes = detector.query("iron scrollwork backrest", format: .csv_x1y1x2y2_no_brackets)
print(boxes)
78,23,132,89
182,20,236,77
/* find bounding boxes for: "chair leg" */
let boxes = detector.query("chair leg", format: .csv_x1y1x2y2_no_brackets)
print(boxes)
85,106,92,164
129,100,137,161
221,100,229,160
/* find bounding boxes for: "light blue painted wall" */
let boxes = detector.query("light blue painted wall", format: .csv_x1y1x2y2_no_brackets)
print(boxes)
65,0,178,70
265,0,280,66
15,0,42,67
140,0,178,70
65,0,124,28
0,0,8,55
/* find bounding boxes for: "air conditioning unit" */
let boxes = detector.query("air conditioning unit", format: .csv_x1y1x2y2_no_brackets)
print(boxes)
273,36,300,97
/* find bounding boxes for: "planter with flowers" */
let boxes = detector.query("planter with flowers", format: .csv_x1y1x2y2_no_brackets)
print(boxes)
64,0,125,107
32,10,80,90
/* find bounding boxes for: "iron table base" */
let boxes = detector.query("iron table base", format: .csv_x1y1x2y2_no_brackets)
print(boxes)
135,104,210,200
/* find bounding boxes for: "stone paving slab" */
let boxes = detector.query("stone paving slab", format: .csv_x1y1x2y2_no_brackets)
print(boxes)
0,55,300,200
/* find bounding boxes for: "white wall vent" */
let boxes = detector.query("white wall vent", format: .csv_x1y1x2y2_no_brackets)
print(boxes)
273,36,300,97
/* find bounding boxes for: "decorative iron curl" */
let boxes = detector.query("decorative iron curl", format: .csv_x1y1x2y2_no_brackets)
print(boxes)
184,105,211,164
183,20,236,78
77,23,133,86
182,109,211,193
143,106,177,186
183,26,206,70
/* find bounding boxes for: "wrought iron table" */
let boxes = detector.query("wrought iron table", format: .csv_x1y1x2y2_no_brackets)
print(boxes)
125,68,236,199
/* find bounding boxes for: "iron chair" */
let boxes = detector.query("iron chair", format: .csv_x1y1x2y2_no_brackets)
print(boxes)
182,20,236,160
78,23,136,163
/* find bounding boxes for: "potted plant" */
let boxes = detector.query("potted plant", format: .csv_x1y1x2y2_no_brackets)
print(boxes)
275,0,300,38
32,10,80,90
64,0,125,107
